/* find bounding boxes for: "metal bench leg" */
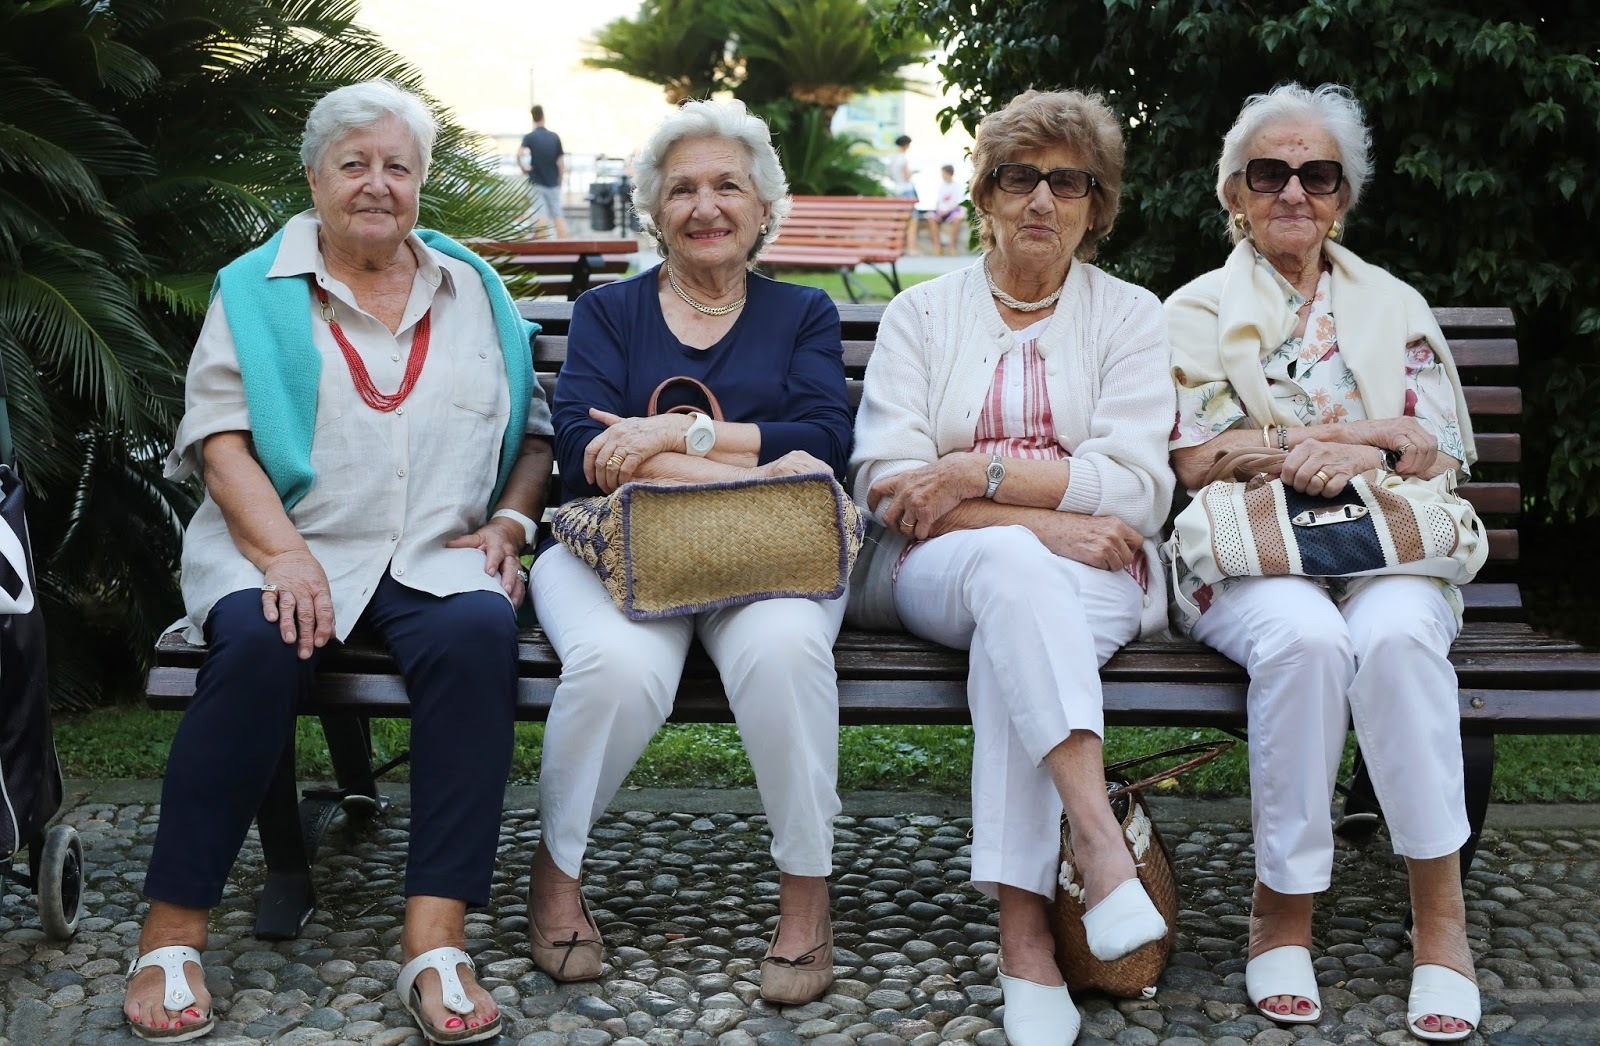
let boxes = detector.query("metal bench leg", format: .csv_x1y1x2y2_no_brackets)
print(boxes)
306,713,392,819
839,267,865,304
1459,734,1495,877
254,743,316,940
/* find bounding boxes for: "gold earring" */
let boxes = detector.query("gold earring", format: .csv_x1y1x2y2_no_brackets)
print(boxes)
1328,219,1343,240
759,222,769,235
1231,212,1249,237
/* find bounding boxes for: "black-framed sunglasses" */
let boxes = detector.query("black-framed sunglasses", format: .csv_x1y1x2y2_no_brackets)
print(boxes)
991,162,1097,200
1244,157,1344,195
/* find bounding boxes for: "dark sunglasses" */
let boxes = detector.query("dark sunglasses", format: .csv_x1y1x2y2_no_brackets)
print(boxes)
991,162,1097,200
1244,158,1344,195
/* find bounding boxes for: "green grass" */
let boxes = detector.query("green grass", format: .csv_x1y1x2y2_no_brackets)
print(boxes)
767,268,938,303
52,704,1600,802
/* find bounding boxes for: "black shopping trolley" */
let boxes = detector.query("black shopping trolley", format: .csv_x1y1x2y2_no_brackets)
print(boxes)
0,353,82,938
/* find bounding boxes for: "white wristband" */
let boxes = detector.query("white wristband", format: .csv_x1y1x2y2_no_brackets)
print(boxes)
491,508,536,547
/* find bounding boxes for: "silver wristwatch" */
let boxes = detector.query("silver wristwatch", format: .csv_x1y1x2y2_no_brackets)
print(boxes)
983,452,1006,499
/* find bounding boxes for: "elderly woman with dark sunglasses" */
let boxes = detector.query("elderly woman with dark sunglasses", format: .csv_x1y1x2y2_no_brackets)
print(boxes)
851,89,1175,1046
1165,83,1479,1041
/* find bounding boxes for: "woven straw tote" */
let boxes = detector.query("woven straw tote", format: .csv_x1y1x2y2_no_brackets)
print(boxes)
1052,740,1235,998
551,376,864,620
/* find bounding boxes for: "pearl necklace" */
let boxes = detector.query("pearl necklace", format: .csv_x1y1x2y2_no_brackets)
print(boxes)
984,256,1065,312
667,263,747,316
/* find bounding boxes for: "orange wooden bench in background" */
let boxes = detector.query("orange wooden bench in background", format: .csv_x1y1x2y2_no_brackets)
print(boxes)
471,237,638,300
758,196,916,302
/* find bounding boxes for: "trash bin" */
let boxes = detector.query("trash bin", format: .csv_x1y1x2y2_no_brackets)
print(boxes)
587,180,617,232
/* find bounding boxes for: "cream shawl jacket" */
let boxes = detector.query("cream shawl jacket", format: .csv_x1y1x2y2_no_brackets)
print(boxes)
849,259,1177,636
1166,239,1478,468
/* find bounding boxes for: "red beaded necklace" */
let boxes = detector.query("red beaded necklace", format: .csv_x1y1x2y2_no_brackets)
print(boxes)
314,283,431,412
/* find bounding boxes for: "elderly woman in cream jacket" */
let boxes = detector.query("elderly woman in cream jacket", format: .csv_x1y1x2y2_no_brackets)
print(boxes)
1166,83,1478,1041
849,89,1175,1046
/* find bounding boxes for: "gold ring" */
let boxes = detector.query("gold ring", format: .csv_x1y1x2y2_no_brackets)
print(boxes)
606,453,625,467
1314,469,1331,483
901,518,916,529
261,584,279,593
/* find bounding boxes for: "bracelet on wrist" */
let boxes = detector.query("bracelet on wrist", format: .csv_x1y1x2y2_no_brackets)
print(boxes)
1276,425,1289,452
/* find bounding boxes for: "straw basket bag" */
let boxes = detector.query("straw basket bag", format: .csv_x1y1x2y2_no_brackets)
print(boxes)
1052,740,1235,998
551,377,865,620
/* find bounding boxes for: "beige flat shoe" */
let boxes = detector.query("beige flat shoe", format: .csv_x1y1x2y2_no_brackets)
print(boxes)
760,920,834,1005
527,882,604,982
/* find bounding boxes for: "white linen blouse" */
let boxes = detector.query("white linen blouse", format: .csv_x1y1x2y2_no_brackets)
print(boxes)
165,210,553,645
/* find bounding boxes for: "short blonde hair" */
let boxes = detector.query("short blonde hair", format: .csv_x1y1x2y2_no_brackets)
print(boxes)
968,89,1125,260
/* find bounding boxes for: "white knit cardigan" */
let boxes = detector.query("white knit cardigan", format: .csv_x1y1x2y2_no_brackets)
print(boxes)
849,258,1178,636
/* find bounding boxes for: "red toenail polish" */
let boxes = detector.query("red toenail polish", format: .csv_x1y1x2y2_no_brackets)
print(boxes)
185,1008,200,1017
447,1018,464,1028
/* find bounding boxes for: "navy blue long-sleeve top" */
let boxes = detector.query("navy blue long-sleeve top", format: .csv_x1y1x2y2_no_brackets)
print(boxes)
550,266,852,507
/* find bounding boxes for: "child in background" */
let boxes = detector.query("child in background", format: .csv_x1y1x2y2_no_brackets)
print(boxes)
926,164,967,255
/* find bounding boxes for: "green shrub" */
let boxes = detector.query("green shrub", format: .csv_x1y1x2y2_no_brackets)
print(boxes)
896,0,1600,523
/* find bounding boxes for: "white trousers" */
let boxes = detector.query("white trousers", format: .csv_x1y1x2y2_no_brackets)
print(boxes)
530,544,846,879
1191,574,1470,894
893,526,1144,899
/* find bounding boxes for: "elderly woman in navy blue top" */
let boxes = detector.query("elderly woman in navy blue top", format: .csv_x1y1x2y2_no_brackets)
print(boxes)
124,81,551,1044
527,99,851,1005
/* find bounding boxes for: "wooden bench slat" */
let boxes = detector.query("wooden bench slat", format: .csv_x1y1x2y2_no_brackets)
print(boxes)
1459,482,1520,514
1462,386,1522,414
1449,339,1519,368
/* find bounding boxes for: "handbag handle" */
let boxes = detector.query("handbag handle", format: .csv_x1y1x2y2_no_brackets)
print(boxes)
647,376,724,421
1202,446,1286,485
1104,739,1236,798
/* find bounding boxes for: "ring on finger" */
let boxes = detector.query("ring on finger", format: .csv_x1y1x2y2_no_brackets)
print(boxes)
901,518,916,530
606,452,625,468
515,568,529,583
261,583,279,593
1313,469,1332,483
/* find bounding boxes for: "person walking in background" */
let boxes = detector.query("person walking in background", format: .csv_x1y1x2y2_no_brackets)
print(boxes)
887,133,923,253
926,163,968,255
519,104,569,236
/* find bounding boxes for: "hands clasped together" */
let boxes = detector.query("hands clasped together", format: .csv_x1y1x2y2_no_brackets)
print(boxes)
1275,417,1440,497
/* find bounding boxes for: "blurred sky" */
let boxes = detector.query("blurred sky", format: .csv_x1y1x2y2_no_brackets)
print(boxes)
356,0,975,198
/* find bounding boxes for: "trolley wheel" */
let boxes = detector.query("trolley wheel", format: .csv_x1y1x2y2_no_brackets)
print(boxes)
38,825,84,939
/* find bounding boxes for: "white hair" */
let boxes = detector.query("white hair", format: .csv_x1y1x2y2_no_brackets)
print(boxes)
301,79,439,183
630,99,792,261
1216,82,1373,243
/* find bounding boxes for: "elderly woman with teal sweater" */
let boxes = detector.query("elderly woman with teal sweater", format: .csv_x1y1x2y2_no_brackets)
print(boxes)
122,81,551,1046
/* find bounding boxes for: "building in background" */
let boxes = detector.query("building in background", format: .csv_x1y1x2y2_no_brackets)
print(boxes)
358,0,975,227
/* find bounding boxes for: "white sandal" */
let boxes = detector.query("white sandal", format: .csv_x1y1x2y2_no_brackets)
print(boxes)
1244,944,1323,1024
1407,964,1480,1042
125,945,215,1042
996,970,1081,1046
1081,878,1166,961
396,946,501,1045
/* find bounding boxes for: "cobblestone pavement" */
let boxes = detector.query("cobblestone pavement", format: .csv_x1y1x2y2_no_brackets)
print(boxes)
4,790,1600,1045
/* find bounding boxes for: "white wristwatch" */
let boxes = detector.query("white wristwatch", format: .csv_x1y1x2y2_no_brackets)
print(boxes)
684,412,717,457
983,452,1006,499
491,508,536,548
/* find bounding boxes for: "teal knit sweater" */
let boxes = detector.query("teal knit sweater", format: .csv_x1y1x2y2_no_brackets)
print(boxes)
213,226,539,510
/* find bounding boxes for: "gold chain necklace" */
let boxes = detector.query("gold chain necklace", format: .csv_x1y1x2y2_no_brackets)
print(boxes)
667,263,747,316
983,255,1065,312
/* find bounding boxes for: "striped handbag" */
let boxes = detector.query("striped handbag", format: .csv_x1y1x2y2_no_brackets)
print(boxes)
1162,448,1488,617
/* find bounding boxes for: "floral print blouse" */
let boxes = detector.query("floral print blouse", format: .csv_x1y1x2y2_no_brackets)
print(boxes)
1168,253,1469,628
1171,256,1467,462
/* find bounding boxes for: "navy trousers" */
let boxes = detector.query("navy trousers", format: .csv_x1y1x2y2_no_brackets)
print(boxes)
144,572,518,908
